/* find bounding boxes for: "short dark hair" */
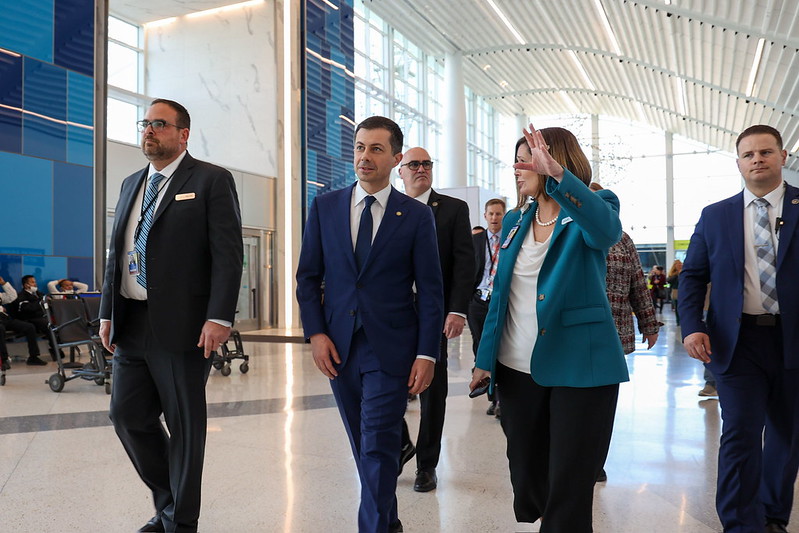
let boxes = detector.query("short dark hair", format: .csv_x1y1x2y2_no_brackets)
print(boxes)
355,116,403,155
484,198,506,212
21,275,35,285
150,98,191,129
736,125,783,152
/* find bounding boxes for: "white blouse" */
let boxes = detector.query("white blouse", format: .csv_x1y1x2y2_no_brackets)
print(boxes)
497,226,551,374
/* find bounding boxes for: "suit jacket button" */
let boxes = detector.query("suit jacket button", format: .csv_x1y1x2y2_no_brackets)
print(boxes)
538,294,545,301
349,310,356,316
539,328,546,335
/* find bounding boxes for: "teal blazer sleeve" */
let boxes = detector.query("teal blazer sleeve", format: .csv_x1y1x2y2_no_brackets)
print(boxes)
475,169,628,388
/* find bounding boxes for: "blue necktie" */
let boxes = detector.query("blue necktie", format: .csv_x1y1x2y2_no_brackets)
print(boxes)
134,172,166,288
354,195,376,271
753,198,779,313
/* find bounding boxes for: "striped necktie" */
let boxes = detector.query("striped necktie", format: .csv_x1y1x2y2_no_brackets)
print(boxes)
753,197,779,314
134,172,166,288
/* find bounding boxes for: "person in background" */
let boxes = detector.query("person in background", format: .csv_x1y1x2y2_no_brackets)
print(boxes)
471,125,626,532
667,260,682,325
47,279,89,295
680,124,799,533
467,198,507,417
472,225,486,235
0,276,47,367
648,266,667,312
589,182,659,483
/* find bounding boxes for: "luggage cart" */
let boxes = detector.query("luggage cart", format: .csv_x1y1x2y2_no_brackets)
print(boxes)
43,297,111,394
212,329,249,376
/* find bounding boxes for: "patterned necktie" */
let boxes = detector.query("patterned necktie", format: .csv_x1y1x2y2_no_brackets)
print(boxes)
753,198,779,314
486,234,501,293
134,172,166,288
354,195,376,271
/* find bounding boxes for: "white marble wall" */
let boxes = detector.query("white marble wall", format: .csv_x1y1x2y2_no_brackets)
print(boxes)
144,2,277,178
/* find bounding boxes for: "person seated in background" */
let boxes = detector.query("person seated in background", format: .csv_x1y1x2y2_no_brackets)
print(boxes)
10,275,59,362
0,276,47,367
47,278,89,296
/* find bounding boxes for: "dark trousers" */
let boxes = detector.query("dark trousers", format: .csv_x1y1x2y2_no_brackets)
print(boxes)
467,294,489,359
108,300,213,533
496,363,619,532
0,315,41,357
714,321,799,532
401,334,448,472
330,328,408,533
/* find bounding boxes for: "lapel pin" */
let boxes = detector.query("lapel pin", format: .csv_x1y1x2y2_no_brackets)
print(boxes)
431,201,439,207
793,199,799,204
396,211,402,216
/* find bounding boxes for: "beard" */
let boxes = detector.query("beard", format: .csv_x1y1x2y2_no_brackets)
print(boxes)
141,137,178,161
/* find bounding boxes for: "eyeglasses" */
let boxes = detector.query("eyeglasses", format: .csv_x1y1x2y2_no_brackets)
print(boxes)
400,160,434,171
136,119,185,132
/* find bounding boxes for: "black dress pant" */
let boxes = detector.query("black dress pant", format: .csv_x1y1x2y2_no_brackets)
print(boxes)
495,362,619,532
0,316,41,357
467,294,489,359
109,299,213,533
401,334,448,472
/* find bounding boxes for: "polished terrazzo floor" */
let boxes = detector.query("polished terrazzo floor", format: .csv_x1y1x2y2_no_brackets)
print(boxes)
0,307,779,532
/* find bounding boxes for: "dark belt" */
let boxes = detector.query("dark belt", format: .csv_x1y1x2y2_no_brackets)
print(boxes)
741,313,780,327
474,289,491,302
123,297,148,309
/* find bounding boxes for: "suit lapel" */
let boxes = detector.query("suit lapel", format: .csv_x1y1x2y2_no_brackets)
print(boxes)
152,153,196,224
777,184,799,270
115,169,147,250
338,184,359,274
725,193,745,277
428,189,441,221
362,188,407,273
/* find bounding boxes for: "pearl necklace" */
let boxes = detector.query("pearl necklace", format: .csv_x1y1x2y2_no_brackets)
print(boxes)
535,206,558,226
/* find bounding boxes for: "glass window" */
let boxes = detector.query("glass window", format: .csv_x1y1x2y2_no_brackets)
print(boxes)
108,16,139,48
107,98,139,144
108,41,139,92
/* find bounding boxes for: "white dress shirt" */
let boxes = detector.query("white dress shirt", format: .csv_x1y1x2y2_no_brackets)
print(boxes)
742,182,784,315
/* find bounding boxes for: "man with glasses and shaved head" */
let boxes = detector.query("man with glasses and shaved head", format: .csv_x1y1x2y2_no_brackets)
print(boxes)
100,98,243,533
396,147,474,493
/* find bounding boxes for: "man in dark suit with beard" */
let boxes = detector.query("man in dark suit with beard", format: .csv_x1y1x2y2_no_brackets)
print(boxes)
99,99,243,533
396,147,474,492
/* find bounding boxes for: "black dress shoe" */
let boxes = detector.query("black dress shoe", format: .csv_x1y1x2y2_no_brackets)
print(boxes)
413,469,437,492
26,355,47,366
138,515,165,532
765,521,789,533
398,442,416,476
389,519,403,532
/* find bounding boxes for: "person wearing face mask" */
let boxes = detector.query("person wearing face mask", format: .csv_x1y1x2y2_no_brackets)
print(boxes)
470,125,626,532
47,278,89,296
9,275,54,364
0,275,47,367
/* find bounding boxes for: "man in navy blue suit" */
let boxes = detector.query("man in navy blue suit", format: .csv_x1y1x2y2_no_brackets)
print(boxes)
296,116,444,533
680,125,799,533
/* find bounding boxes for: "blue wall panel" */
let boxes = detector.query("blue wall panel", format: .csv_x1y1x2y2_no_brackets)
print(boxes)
0,0,54,63
54,0,95,77
0,152,53,255
304,0,355,213
0,0,94,292
53,162,93,258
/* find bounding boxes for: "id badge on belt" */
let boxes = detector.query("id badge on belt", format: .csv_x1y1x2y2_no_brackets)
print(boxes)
127,251,140,275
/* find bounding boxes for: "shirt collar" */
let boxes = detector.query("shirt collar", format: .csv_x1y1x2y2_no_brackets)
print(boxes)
412,188,433,205
354,181,392,208
148,150,188,181
744,180,785,208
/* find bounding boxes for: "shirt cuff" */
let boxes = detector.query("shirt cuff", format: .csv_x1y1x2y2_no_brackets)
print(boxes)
100,318,111,324
448,312,467,319
416,355,436,363
209,318,232,328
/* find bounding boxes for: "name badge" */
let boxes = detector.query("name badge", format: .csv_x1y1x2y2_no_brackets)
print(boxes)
501,225,519,249
175,192,196,201
127,251,140,275
561,216,573,225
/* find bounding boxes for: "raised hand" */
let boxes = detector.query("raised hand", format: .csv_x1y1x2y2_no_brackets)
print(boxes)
513,123,564,180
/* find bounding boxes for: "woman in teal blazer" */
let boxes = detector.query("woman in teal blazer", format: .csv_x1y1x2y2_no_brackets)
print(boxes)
470,125,627,532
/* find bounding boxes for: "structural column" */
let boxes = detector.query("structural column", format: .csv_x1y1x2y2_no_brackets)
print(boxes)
591,114,600,183
665,131,675,269
442,51,467,188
